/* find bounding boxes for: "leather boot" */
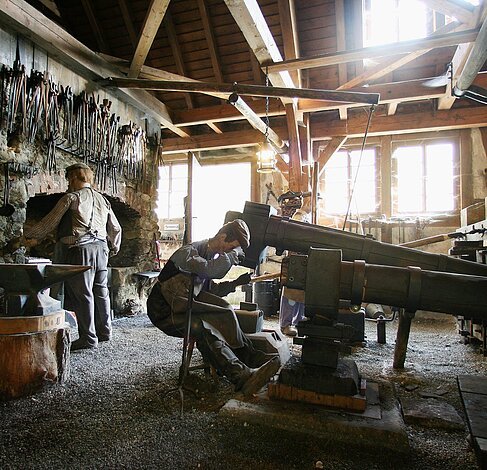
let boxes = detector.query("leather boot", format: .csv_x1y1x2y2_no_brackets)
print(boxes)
197,332,252,385
240,357,281,396
197,332,280,395
234,334,280,368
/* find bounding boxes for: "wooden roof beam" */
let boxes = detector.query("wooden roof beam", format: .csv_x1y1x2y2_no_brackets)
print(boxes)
228,93,289,154
439,4,487,109
171,77,449,126
265,28,479,73
338,20,460,90
422,0,475,24
159,105,487,155
198,0,224,83
100,77,380,104
163,10,195,110
223,0,296,91
311,105,487,139
315,136,348,176
128,0,170,78
278,0,301,88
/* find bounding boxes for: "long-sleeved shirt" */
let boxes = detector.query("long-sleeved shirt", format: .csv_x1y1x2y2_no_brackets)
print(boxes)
25,186,122,254
169,239,241,297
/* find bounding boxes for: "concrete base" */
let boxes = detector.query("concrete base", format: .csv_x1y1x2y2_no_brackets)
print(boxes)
220,381,410,455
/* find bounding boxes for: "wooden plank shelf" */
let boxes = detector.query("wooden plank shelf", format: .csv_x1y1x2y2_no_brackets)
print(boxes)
457,375,487,469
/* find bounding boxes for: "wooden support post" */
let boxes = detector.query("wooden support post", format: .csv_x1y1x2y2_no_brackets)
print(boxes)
393,310,416,369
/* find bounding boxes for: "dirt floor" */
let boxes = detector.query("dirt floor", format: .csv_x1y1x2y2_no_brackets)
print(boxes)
1,310,486,469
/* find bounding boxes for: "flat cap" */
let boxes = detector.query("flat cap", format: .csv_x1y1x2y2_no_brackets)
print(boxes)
65,162,91,172
228,218,250,249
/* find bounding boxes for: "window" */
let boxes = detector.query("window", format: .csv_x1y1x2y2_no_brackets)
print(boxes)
363,0,480,47
392,140,458,214
363,0,428,47
321,148,378,216
156,163,188,219
192,163,251,241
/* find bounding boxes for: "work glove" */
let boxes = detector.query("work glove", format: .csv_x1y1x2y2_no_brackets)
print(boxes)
234,272,252,286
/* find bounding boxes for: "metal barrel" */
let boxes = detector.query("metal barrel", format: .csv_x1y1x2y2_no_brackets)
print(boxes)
234,201,487,277
338,260,487,319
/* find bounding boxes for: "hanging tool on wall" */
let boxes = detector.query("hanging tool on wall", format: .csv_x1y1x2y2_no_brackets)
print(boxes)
7,43,27,135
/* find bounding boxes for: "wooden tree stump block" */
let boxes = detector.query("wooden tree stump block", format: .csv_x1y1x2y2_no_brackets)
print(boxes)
0,313,71,400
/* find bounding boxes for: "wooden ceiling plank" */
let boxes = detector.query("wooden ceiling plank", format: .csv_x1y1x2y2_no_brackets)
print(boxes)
100,77,380,104
223,0,295,90
117,0,138,49
197,0,224,83
128,0,170,78
266,28,479,73
422,0,475,24
80,0,110,54
163,10,195,109
0,0,187,137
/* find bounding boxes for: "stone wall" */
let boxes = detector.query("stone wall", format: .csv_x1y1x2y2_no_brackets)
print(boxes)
0,27,161,315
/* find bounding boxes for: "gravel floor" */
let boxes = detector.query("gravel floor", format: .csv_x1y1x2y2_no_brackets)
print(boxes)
1,311,486,469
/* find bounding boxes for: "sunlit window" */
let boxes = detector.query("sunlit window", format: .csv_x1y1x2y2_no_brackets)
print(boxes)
321,148,378,216
393,141,457,214
156,163,188,219
192,163,251,241
363,0,428,47
364,0,480,47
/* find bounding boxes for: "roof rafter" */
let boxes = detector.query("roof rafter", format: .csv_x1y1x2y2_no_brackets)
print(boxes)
265,28,479,73
338,20,460,90
163,10,195,110
128,0,170,78
197,0,224,83
223,0,295,91
117,0,138,49
80,0,109,54
422,0,475,24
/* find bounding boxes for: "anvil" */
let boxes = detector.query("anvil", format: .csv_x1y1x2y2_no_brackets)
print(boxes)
0,263,90,316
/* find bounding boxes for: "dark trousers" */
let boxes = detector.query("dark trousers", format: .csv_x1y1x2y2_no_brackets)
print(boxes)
64,240,111,346
147,283,267,384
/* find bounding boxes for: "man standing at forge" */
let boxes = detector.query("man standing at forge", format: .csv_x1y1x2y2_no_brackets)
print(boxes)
23,163,122,351
147,219,281,397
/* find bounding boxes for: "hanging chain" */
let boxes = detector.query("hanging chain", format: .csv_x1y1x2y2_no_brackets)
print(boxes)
264,66,269,141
